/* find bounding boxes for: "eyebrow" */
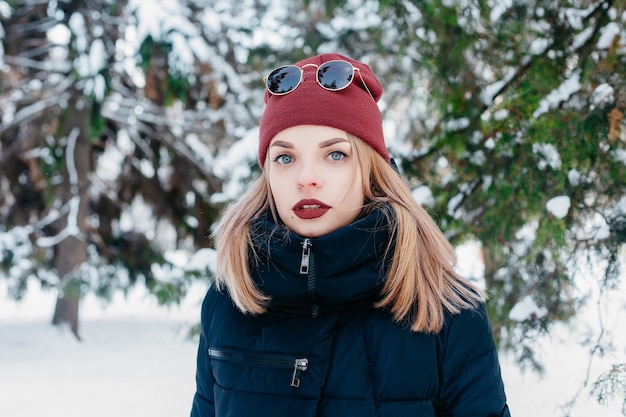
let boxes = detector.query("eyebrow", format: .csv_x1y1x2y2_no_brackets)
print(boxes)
270,140,293,149
319,138,349,148
269,137,349,150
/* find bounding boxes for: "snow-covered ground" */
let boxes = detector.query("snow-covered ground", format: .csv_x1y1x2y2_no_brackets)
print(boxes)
0,281,204,417
1,252,625,417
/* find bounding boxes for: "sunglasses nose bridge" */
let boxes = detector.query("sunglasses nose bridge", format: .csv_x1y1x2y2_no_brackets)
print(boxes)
300,63,319,82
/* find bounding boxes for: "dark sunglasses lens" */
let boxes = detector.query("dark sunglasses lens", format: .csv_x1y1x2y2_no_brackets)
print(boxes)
317,61,353,90
266,66,301,94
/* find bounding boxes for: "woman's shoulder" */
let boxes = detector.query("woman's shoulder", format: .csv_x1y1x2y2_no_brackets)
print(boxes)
444,300,491,334
438,301,497,362
200,283,234,320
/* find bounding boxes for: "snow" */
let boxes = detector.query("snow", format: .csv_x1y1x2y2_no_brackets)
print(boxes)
546,195,571,219
509,295,548,320
572,26,595,51
481,67,518,106
533,71,582,118
530,38,550,56
597,22,621,50
0,1,11,19
47,24,71,45
489,0,512,22
574,211,612,242
412,185,435,207
591,83,615,107
568,169,582,186
2,247,625,417
445,117,470,132
0,281,204,417
210,128,259,203
533,142,562,170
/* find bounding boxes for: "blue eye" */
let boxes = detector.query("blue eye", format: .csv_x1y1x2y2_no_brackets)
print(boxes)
274,154,293,165
328,151,347,161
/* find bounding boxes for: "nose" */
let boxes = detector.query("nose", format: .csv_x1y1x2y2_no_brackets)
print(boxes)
296,160,321,189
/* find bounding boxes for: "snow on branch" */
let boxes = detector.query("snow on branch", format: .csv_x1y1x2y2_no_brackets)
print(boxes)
36,196,81,248
66,128,80,191
532,71,582,119
3,54,71,73
36,129,82,248
0,76,73,135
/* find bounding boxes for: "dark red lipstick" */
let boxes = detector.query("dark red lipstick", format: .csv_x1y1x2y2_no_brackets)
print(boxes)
292,199,330,219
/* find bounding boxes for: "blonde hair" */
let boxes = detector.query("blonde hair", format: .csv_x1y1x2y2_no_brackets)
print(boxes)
213,135,484,333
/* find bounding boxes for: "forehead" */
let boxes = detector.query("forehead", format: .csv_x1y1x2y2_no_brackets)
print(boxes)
269,125,349,146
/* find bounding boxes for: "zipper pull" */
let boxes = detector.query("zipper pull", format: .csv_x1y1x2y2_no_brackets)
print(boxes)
290,358,309,388
300,239,311,275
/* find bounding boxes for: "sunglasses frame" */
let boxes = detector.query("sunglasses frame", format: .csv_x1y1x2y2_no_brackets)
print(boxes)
263,59,375,101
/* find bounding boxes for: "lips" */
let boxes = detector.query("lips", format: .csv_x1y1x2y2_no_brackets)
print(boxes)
292,199,330,219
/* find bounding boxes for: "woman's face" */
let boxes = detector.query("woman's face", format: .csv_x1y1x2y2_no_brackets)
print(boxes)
267,125,365,238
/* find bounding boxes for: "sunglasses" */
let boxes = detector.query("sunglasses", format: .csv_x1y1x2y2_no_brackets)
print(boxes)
264,59,374,101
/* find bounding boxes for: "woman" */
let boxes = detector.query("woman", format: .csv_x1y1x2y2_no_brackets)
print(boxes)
191,53,511,417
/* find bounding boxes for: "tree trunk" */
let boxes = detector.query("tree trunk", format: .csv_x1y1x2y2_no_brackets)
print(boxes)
50,100,92,340
51,235,87,340
51,290,82,340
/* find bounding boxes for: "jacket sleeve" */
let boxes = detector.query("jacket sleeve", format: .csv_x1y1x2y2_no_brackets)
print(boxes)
435,302,511,417
190,294,216,417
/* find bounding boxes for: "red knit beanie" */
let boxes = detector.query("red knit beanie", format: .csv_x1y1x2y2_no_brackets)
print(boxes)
258,53,389,167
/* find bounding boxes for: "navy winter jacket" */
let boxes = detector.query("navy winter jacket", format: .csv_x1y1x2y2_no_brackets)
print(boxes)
191,209,511,417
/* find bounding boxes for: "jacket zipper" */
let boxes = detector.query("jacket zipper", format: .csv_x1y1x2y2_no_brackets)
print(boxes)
300,238,319,317
300,238,311,274
208,348,309,388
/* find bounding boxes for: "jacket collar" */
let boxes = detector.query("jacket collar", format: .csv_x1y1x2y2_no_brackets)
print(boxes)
249,206,393,317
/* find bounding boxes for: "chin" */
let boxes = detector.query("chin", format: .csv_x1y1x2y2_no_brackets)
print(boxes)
289,222,334,238
293,228,326,238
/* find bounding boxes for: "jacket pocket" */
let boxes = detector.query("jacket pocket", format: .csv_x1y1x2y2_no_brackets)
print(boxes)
208,347,309,388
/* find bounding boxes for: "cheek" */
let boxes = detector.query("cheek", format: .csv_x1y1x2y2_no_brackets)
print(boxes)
269,181,291,214
350,188,365,209
267,172,283,195
344,172,364,201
